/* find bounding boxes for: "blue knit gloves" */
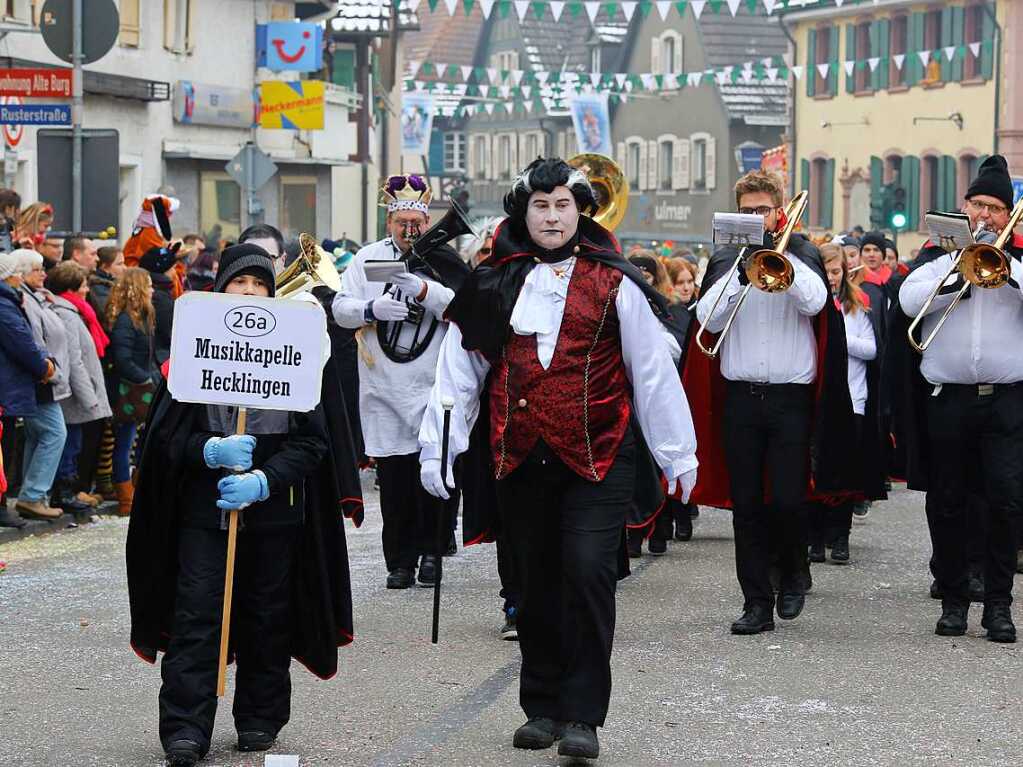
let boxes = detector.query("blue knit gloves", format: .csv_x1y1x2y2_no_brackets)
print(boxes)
216,471,270,510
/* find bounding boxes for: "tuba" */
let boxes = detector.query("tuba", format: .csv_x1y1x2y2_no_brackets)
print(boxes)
276,233,343,299
567,153,629,231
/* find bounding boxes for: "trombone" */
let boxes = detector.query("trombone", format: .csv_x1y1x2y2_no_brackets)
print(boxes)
906,197,1023,353
694,191,810,358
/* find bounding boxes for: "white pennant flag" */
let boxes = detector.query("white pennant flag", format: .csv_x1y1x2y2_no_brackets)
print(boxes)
762,0,777,14
641,73,655,89
484,103,495,115
413,80,425,91
590,73,602,86
715,71,729,85
435,62,449,78
479,0,495,17
834,0,843,6
843,60,854,77
443,0,457,15
620,93,628,104
407,60,421,78
615,73,627,87
460,65,473,81
512,70,524,85
514,0,529,20
689,72,703,87
969,42,981,58
790,65,803,80
622,1,637,20
893,53,905,70
584,1,600,22
524,101,533,113
724,65,734,79
624,80,633,92
656,0,671,19
536,71,550,84
726,0,741,15
867,57,879,72
944,46,956,62
761,57,773,67
408,0,422,12
741,69,754,84
816,62,830,80
550,1,565,20
917,50,932,68
766,67,778,82
521,86,531,98
500,85,511,98
487,67,499,83
665,73,679,89
691,0,706,17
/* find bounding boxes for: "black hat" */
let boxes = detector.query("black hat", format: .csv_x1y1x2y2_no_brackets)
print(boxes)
840,235,860,248
965,154,1014,210
138,245,179,274
860,230,888,254
884,238,898,257
214,243,276,296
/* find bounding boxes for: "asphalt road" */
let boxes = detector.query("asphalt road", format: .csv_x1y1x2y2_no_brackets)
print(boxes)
1,480,1022,767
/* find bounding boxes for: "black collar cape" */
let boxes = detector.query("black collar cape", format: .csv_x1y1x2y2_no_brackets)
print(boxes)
126,382,355,680
681,233,860,507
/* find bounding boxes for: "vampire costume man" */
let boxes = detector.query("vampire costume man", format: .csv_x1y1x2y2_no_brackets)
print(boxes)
418,158,699,760
332,175,469,589
685,171,855,636
126,246,355,767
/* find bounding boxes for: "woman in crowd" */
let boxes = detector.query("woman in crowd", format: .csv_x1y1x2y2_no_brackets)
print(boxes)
0,251,55,525
89,245,125,320
138,247,178,365
106,267,160,515
15,202,54,257
46,261,112,511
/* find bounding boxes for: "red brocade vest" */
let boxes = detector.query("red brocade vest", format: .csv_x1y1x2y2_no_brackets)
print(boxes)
488,258,632,482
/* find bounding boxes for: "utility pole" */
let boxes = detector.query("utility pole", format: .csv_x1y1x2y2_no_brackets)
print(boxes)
71,0,83,233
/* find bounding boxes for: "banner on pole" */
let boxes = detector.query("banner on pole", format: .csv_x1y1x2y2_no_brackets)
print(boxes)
400,93,435,155
568,92,612,156
258,81,325,130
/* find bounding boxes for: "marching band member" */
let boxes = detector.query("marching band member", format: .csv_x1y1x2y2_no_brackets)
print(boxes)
419,158,698,760
332,175,468,589
896,155,1023,642
686,170,855,635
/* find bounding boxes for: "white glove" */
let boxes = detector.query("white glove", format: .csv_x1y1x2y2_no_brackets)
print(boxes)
368,295,409,322
670,467,698,504
420,458,455,500
391,272,427,301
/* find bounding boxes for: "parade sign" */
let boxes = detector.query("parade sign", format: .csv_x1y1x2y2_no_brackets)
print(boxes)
0,68,73,98
0,103,70,125
168,293,326,412
258,81,325,130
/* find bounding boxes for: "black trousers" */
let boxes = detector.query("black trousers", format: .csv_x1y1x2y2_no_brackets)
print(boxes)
159,526,298,754
499,434,635,728
810,414,862,545
375,451,458,572
723,382,813,609
925,383,1023,607
75,417,107,492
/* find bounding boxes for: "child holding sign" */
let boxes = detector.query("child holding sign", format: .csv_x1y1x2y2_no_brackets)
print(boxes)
126,245,353,767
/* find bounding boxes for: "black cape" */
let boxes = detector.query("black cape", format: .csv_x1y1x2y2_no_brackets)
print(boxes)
126,383,355,680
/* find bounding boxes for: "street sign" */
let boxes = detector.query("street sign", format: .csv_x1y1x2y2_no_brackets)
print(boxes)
227,143,278,191
1,96,24,146
0,103,71,125
39,0,119,65
37,129,119,236
0,68,73,98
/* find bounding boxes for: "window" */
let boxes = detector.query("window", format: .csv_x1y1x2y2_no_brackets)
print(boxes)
923,156,940,213
890,15,908,87
652,31,682,75
497,135,511,180
885,154,903,184
663,37,676,75
200,171,241,241
921,10,942,84
815,25,833,95
524,133,540,162
119,0,140,47
964,4,984,79
627,142,641,189
489,51,519,71
692,140,707,191
472,135,487,180
658,140,673,191
3,0,30,21
855,21,871,91
443,132,466,173
281,176,317,239
590,46,601,73
164,0,195,54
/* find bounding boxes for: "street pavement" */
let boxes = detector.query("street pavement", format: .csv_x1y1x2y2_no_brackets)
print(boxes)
1,479,1022,767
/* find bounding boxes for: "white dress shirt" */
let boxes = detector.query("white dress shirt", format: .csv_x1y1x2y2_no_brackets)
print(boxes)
695,253,827,384
842,304,876,415
419,258,698,483
331,238,455,457
899,252,1023,385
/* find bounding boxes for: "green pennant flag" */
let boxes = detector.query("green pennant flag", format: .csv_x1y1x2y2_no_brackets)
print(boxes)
473,66,485,81
500,69,510,81
498,0,510,17
674,1,686,17
745,0,757,12
421,61,435,76
708,0,722,13
754,64,765,81
639,0,652,16
428,0,440,10
568,2,582,18
462,0,474,13
532,1,545,18
605,2,619,19
654,74,664,89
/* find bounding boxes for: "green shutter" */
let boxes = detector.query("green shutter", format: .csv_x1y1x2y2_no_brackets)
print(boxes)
331,49,356,89
829,26,840,96
902,155,921,231
950,7,965,81
801,158,811,225
870,155,884,227
980,3,995,80
845,24,857,94
806,28,817,97
939,155,957,212
428,132,445,173
876,19,890,91
907,13,925,86
822,158,835,230
940,7,953,82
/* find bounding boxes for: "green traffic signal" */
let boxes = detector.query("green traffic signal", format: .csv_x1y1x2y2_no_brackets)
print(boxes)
890,211,908,229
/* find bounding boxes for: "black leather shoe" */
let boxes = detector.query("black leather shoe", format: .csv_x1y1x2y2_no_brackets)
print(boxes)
730,604,775,635
165,739,201,767
935,603,968,636
512,717,563,749
968,574,985,603
674,510,693,541
830,536,849,564
777,592,805,621
558,722,599,759
418,555,438,586
386,567,414,589
648,534,667,555
930,579,943,600
981,604,1016,643
808,542,826,563
237,730,275,752
500,609,518,641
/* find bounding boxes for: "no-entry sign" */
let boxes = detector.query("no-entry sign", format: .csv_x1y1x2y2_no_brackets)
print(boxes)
0,68,73,98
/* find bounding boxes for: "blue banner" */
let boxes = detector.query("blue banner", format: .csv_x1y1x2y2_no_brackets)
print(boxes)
0,103,70,125
1013,177,1023,205
256,22,323,73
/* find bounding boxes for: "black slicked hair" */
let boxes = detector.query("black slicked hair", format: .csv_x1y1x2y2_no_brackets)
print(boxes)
238,223,285,258
503,157,598,223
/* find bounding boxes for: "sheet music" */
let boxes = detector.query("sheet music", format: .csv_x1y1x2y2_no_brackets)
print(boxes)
713,213,765,247
924,211,975,253
364,260,409,284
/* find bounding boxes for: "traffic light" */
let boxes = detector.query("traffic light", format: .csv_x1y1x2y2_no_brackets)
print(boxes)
870,184,893,229
890,186,908,230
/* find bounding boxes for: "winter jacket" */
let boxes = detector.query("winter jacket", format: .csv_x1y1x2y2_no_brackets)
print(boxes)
88,268,116,324
21,286,71,403
151,271,174,364
51,296,113,425
109,311,159,394
0,281,49,416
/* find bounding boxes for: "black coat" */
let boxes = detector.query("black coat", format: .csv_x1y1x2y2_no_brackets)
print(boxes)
150,272,175,364
88,269,116,324
109,311,158,386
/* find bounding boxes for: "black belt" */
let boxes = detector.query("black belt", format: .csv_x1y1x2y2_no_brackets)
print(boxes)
726,381,812,399
936,382,1023,398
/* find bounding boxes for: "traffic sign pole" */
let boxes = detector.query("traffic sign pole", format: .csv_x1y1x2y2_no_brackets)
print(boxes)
71,0,82,233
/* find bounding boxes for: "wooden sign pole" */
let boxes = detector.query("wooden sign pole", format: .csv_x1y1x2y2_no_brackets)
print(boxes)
216,406,247,697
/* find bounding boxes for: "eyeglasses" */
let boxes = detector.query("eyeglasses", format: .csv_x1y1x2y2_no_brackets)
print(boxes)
738,206,776,216
966,199,1008,216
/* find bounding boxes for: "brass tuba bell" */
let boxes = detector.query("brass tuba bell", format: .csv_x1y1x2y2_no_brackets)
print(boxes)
566,153,629,231
276,233,343,299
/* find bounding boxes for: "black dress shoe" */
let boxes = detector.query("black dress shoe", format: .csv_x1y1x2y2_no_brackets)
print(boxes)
512,717,563,749
558,722,599,759
500,609,518,641
648,534,667,555
777,592,805,621
930,579,943,600
674,509,693,541
730,604,775,635
237,730,275,752
418,555,438,586
981,604,1017,643
386,567,414,589
935,603,968,636
165,739,201,767
808,542,826,563
830,536,849,564
968,574,985,603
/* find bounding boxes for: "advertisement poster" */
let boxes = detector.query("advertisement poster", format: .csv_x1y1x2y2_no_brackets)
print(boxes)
256,22,323,73
569,93,612,157
259,80,325,130
401,93,435,155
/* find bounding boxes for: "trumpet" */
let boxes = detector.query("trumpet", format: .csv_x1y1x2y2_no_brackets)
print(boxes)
694,191,810,358
906,197,1023,353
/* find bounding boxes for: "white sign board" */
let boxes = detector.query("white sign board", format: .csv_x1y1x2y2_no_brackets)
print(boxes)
168,293,326,412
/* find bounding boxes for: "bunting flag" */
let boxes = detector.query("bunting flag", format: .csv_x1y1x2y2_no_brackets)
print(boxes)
892,53,905,70
407,0,901,18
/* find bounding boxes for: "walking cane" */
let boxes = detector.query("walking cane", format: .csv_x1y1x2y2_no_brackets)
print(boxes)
432,397,455,644
216,406,247,697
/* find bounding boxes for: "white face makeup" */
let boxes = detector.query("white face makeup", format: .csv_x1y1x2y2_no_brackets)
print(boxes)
243,237,283,275
526,186,580,251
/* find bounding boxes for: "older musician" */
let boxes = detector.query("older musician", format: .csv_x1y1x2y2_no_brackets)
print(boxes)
898,155,1023,643
331,175,468,589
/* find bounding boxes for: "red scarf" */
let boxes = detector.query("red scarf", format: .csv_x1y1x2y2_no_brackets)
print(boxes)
61,290,110,358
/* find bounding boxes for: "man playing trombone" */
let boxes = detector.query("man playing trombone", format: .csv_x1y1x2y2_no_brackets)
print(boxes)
897,155,1023,642
686,170,855,635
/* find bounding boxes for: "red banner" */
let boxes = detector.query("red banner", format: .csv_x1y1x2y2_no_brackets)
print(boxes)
0,68,73,98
